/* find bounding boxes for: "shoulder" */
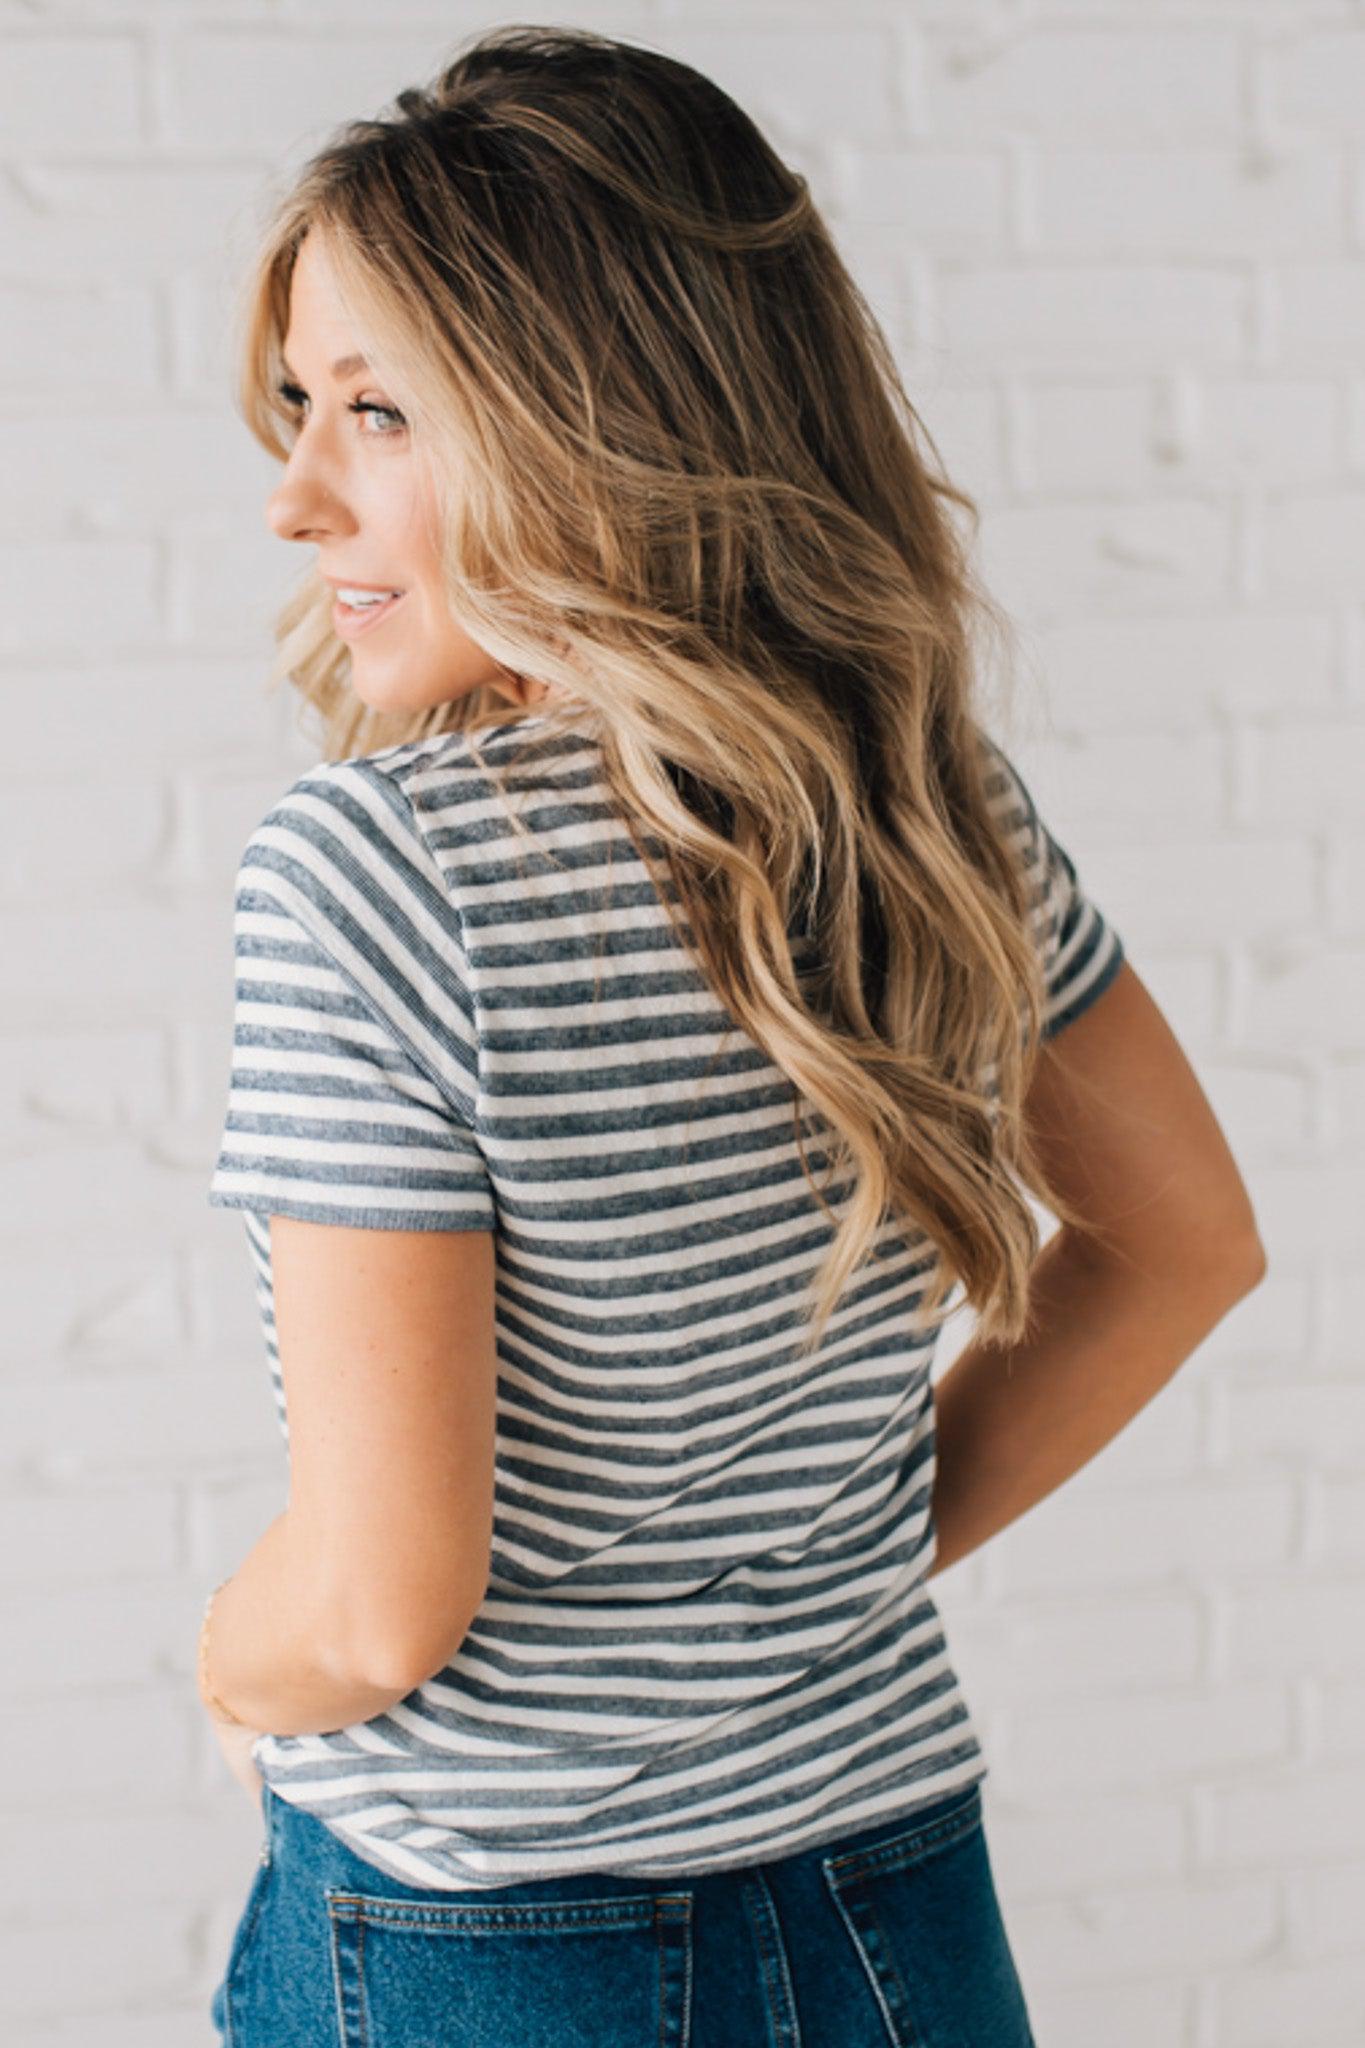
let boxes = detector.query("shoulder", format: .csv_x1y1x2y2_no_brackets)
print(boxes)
233,711,601,926
975,731,1037,842
234,743,453,900
229,744,473,979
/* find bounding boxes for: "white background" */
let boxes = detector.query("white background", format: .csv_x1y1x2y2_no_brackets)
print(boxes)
2,1,1361,2041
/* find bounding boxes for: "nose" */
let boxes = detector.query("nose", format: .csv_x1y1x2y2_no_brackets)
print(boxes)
266,466,354,546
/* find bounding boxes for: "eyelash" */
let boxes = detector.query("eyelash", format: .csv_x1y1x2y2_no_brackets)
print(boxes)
275,381,407,437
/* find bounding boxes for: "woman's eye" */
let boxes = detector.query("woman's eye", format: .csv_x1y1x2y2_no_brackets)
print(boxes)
352,399,407,436
274,381,406,437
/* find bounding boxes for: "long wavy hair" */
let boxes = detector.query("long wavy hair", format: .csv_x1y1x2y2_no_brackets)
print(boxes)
232,21,1105,1362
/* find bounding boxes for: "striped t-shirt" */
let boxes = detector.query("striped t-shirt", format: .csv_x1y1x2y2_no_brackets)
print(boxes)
207,705,1125,1890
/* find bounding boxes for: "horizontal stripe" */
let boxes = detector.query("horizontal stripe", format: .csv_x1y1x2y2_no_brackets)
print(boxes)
208,714,1124,1888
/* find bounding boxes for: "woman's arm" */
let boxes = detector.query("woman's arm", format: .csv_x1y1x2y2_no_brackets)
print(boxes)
926,960,1267,1580
199,1219,499,1739
207,1713,267,1812
926,1222,1261,1579
200,1511,453,1737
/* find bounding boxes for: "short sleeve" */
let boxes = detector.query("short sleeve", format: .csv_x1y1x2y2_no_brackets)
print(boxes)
983,737,1126,1044
207,760,496,1232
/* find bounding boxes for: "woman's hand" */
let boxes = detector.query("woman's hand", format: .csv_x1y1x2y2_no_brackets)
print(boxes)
207,1711,267,1814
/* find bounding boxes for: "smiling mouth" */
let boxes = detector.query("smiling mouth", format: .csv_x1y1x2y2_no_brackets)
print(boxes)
333,590,406,636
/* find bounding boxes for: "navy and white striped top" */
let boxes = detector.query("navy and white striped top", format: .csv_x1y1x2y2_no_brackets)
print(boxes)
207,706,1125,1890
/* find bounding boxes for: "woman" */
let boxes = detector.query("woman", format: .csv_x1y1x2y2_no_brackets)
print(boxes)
201,25,1266,2046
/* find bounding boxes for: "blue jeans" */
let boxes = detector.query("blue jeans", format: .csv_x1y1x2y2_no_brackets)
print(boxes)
211,1777,1037,2046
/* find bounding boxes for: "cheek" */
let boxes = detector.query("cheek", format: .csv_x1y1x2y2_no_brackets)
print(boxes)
402,470,446,569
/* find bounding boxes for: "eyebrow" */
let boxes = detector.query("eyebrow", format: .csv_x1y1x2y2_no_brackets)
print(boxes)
278,352,370,382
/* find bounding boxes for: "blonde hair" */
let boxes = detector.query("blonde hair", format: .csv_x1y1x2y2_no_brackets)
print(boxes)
233,22,1103,1362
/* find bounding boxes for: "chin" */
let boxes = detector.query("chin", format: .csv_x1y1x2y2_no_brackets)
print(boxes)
349,670,492,715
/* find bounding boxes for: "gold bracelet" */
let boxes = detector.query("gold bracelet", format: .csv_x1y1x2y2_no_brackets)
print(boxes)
199,1577,247,1727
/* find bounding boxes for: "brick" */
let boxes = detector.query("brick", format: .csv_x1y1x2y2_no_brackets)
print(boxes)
1245,716,1365,828
1197,1762,1365,1865
0,1805,239,1917
2,777,165,892
1025,375,1340,494
0,1485,177,1585
1262,491,1365,600
0,1247,174,1364
913,383,1006,498
0,899,224,1024
1308,1475,1365,1566
1033,148,1342,258
990,1479,1296,1595
837,146,1004,246
15,2012,212,2048
0,1895,241,2016
1005,1682,1292,1791
1021,726,1224,832
174,527,313,647
939,266,1246,373
1338,1059,1365,1147
1248,1166,1365,1257
0,36,141,150
159,27,453,150
1223,1578,1365,1678
1276,263,1365,364
0,541,159,655
979,496,1233,617
1285,1856,1365,1960
1315,1674,1365,1758
1020,383,1158,495
1210,1269,1312,1376
1196,378,1341,483
1184,1058,1310,1156
0,1581,188,1695
1022,1978,1189,2048
1008,1874,1277,1983
0,1033,169,1144
1213,1957,1365,2048
0,1369,280,1482
0,415,273,537
1275,30,1365,132
1038,613,1337,728
1323,1277,1365,1372
1214,1380,1365,1471
986,1788,1184,1897
1238,956,1365,1056
0,1693,190,1804
945,1591,1204,1705
923,26,1238,139
1334,841,1365,930
0,284,158,391
8,165,262,313
7,657,293,764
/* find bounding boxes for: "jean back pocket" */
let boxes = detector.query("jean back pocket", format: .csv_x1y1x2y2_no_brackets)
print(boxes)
326,1885,693,2048
822,1787,1035,2047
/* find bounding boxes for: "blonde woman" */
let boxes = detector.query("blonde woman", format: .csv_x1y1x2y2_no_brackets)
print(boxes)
201,25,1265,2047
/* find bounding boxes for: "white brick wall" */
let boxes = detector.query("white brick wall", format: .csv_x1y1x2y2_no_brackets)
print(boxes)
2,1,1359,2040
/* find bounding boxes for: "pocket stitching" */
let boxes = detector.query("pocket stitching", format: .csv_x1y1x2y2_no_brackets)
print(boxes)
824,1880,906,2047
325,1888,667,1934
822,1785,983,1887
325,1884,694,2047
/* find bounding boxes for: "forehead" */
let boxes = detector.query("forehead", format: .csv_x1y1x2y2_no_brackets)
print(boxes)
279,234,364,365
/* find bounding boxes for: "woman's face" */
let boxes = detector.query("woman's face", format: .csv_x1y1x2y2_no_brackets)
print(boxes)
265,231,552,717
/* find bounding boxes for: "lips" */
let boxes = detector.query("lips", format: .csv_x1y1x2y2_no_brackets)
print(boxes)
332,590,406,638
